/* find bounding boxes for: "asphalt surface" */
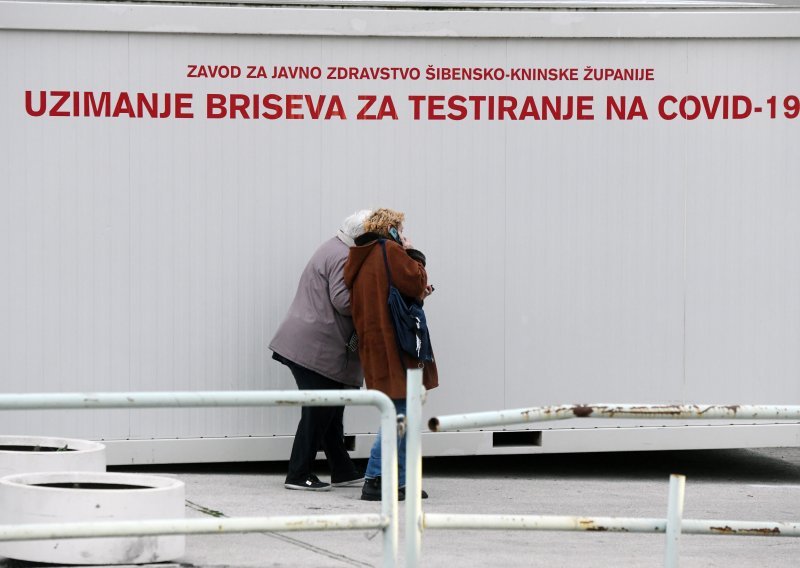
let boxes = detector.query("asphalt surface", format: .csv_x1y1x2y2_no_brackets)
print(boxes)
2,447,799,567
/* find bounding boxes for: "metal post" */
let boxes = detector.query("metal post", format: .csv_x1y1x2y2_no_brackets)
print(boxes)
405,368,424,567
380,396,399,568
664,474,686,568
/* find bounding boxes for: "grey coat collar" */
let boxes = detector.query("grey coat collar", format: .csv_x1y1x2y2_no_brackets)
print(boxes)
336,230,355,247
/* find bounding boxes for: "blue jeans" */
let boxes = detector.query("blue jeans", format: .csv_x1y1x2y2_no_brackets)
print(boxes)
365,399,407,487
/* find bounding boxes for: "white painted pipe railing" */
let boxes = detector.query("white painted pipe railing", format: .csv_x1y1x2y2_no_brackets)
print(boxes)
0,515,387,540
0,390,400,568
428,403,800,432
405,369,425,564
664,474,686,568
408,376,800,567
420,513,800,536
4,385,799,568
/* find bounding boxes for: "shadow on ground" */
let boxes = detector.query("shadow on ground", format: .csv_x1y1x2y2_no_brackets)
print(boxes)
421,448,800,483
112,447,800,485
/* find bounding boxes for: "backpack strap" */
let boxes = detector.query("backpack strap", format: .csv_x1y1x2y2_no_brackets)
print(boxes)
378,239,393,291
378,239,421,371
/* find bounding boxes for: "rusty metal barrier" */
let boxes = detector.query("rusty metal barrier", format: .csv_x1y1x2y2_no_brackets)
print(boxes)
409,374,800,568
0,390,400,568
3,384,797,568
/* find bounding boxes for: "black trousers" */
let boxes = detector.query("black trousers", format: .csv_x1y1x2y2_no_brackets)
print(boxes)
284,362,359,483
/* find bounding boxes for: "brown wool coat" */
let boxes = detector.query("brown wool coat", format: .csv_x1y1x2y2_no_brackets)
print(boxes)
344,238,439,399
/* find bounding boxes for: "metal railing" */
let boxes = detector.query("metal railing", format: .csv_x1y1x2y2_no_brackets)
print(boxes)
407,372,800,568
2,382,799,567
0,390,400,568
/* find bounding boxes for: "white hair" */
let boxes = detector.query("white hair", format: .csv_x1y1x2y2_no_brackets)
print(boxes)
340,209,372,239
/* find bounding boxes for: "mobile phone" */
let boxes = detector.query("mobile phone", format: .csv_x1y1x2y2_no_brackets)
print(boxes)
388,226,402,244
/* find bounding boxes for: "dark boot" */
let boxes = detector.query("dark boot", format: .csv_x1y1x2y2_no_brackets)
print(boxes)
361,477,382,501
398,487,429,501
362,477,429,501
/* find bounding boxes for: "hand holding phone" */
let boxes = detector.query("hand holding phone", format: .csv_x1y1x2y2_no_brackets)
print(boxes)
389,226,413,249
388,226,402,244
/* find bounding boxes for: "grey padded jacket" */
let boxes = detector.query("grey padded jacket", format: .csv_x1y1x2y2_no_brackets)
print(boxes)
269,236,363,386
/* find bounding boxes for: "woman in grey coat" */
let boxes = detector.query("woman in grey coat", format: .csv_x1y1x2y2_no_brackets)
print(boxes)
269,210,370,491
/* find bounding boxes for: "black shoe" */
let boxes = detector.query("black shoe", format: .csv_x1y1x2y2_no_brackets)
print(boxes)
360,477,382,501
361,477,429,501
284,474,331,491
331,471,365,488
399,487,429,501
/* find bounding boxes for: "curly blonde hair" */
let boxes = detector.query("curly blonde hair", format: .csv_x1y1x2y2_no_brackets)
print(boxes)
363,208,405,238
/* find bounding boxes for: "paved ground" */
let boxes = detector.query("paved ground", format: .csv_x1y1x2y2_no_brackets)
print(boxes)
2,447,800,567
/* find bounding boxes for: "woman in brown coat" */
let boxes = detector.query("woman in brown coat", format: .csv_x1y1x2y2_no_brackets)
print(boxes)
344,208,438,501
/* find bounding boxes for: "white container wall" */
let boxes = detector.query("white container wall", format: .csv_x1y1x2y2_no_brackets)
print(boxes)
1,2,799,463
